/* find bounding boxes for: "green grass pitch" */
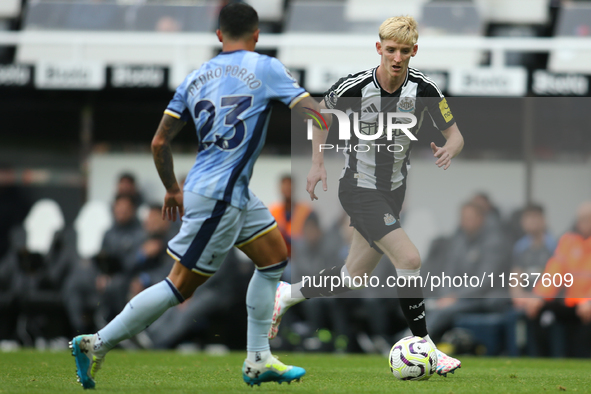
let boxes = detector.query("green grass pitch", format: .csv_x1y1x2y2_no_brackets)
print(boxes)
1,351,590,393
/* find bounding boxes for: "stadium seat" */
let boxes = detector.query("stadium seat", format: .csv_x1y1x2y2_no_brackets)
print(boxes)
74,200,112,259
410,1,484,71
246,0,284,23
420,2,483,36
16,1,217,67
280,1,381,92
22,1,217,32
285,1,353,33
548,2,591,73
23,199,65,255
474,0,550,25
344,0,427,22
0,0,20,19
280,1,485,80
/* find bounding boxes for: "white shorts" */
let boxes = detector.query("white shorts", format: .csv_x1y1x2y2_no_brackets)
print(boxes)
167,190,276,276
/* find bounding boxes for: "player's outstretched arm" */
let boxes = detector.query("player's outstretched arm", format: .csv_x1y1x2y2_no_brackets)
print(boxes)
430,123,464,170
151,114,186,221
293,97,333,200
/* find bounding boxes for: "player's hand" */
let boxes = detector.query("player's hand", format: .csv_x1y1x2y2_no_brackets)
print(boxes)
431,142,452,170
576,300,591,324
306,162,328,201
162,189,184,221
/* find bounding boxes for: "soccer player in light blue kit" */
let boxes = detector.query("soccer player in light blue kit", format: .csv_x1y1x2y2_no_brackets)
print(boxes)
70,3,318,388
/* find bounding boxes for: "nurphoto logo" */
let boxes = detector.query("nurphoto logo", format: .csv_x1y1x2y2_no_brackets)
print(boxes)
305,108,418,153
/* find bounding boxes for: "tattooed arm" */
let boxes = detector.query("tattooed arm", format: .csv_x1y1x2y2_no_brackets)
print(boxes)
151,114,186,221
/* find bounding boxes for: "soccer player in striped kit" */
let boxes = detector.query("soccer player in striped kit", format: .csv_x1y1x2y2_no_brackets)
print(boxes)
270,16,464,376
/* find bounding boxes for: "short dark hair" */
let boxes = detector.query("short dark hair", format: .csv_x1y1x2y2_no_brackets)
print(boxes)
522,204,544,215
218,3,258,40
114,193,138,209
462,201,485,217
118,172,136,184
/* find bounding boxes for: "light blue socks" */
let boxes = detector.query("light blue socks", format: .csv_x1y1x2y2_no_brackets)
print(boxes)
94,278,184,355
246,260,287,363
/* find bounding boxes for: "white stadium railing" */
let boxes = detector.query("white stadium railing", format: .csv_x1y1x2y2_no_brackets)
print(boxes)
1,31,591,92
3,31,591,64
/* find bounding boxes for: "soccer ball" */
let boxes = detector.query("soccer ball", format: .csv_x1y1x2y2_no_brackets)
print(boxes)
389,336,437,381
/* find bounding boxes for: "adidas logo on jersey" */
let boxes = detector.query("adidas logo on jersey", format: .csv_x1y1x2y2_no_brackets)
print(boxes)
362,103,379,113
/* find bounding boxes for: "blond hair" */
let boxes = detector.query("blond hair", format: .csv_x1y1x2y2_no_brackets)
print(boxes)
379,16,418,45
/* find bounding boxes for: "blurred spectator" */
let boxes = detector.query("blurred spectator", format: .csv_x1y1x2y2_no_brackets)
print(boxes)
423,201,510,342
99,194,145,272
522,201,591,357
510,204,557,356
64,194,144,334
145,249,253,349
0,224,75,345
116,172,143,206
268,175,312,257
471,192,502,233
357,253,403,356
511,204,557,293
0,165,31,340
127,204,174,301
156,16,182,32
0,165,31,261
289,213,353,352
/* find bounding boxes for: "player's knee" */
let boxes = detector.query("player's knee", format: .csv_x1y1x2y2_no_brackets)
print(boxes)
404,252,421,271
267,244,288,265
169,277,197,300
177,284,198,300
168,264,209,300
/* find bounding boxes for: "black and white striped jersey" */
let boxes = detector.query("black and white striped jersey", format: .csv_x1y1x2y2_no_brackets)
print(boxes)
323,66,455,192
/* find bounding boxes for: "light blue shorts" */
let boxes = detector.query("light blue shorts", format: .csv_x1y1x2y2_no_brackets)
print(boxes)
167,190,276,276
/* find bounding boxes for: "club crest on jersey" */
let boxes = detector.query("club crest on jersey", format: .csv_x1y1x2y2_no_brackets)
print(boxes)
397,97,415,113
326,90,338,109
384,213,397,226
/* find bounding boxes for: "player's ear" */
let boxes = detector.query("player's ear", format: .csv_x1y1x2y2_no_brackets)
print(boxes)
253,29,260,43
376,41,382,55
216,29,223,43
412,44,418,57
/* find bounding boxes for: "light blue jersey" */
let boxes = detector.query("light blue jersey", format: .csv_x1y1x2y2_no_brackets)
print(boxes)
165,50,308,209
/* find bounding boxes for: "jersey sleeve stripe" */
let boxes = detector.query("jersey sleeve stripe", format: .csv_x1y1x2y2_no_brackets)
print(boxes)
164,109,182,119
334,69,373,96
410,70,444,97
409,69,443,97
288,91,311,109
